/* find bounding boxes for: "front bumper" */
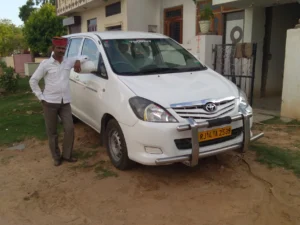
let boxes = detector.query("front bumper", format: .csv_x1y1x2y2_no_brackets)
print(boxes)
155,110,264,167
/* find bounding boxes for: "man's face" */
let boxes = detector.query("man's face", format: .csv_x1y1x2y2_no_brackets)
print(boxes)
53,45,66,57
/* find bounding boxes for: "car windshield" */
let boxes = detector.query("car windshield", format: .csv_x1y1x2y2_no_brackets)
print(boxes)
101,38,207,76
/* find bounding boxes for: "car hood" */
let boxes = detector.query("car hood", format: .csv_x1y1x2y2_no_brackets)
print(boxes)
118,69,239,108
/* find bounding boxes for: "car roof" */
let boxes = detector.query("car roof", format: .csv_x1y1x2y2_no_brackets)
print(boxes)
64,31,168,40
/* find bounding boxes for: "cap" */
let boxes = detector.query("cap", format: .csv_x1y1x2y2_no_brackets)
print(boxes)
52,36,68,46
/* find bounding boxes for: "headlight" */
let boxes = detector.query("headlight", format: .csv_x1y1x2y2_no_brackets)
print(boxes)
129,97,178,123
238,89,249,110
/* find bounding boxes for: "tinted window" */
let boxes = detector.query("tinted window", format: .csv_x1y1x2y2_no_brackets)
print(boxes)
102,38,206,76
67,38,82,58
87,18,97,32
81,38,99,64
106,25,122,31
158,42,186,66
106,2,121,17
81,38,107,78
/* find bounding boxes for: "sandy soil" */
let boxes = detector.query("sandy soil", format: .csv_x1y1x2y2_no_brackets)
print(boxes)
1,122,300,225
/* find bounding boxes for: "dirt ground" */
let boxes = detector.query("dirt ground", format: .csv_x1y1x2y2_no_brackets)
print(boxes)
1,121,300,225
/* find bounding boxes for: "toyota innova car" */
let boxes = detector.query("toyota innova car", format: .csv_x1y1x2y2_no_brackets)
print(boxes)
63,31,264,170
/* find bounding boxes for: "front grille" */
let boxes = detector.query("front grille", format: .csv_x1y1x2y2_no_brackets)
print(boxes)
174,127,243,150
171,97,236,120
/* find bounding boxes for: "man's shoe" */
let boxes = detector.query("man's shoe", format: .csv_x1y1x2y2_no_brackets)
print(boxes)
54,159,62,166
62,157,78,163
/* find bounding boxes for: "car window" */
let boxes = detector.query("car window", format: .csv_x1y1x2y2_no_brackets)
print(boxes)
81,38,99,66
157,42,186,66
102,38,206,76
130,42,155,68
81,38,108,79
67,38,83,58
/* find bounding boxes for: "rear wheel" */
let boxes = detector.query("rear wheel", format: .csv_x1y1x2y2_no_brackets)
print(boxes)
105,119,135,170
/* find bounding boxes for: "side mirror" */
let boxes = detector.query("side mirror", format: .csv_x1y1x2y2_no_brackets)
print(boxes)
99,62,108,78
97,53,108,78
80,60,97,73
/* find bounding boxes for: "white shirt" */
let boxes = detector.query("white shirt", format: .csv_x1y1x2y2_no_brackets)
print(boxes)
29,55,88,104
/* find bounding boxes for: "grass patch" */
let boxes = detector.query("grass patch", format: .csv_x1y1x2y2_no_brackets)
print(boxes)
251,143,300,177
72,149,98,160
0,155,14,165
262,116,300,125
294,141,300,149
70,152,118,179
71,160,96,170
70,150,99,170
94,161,118,179
0,77,51,145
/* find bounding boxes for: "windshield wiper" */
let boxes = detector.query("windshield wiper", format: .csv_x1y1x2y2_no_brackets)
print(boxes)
138,67,181,74
118,66,206,76
179,66,207,72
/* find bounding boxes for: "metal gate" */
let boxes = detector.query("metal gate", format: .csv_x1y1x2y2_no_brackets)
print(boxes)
213,43,257,106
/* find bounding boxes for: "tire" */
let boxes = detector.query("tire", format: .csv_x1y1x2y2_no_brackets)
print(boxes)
105,119,135,170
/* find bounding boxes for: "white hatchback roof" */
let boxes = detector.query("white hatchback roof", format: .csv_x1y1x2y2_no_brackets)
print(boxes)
64,31,168,40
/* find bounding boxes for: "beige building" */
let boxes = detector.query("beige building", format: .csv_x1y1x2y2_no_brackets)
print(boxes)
57,0,128,32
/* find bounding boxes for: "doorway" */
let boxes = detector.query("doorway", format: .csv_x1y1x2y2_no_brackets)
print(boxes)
253,2,300,113
164,5,183,44
223,11,245,44
261,3,300,98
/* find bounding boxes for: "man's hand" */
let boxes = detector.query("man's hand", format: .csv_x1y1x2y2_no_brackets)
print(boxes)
74,60,81,73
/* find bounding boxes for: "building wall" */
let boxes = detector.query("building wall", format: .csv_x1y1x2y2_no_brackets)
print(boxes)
72,0,128,32
161,0,198,46
243,9,253,42
281,28,300,120
0,57,14,68
127,0,160,32
35,57,48,63
199,35,223,69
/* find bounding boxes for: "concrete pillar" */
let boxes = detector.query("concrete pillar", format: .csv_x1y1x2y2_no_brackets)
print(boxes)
280,28,300,120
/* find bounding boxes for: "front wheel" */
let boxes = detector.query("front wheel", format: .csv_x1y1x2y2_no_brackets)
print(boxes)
105,119,135,170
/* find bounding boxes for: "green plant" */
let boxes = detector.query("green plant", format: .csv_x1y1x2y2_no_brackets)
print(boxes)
199,5,214,21
23,3,67,56
0,61,20,93
251,143,300,177
0,60,6,70
0,19,27,56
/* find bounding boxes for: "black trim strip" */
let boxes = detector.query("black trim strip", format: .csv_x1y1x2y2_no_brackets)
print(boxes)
174,103,235,115
86,86,97,93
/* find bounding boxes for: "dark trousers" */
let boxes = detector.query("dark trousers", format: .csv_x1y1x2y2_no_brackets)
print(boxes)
42,100,74,161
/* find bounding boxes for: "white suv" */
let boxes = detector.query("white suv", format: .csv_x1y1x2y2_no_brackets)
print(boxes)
63,31,263,170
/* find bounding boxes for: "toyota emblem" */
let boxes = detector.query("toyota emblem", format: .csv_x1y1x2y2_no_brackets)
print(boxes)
204,102,217,112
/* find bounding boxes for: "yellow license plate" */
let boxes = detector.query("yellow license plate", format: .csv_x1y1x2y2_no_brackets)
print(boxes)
198,126,232,142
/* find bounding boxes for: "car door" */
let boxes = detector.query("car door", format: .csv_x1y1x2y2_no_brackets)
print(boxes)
65,37,85,118
76,37,108,131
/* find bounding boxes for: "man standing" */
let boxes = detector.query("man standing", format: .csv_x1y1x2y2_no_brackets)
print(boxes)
29,37,88,166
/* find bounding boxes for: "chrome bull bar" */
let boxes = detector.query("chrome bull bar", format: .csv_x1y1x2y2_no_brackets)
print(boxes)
155,111,264,167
